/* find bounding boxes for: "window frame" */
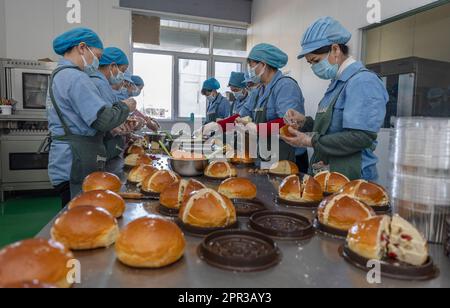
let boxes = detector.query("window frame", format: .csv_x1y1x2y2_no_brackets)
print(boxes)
132,19,248,122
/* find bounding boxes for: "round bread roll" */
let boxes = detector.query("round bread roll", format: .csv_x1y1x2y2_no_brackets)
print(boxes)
127,165,158,184
278,175,323,202
205,161,237,179
160,179,206,210
1,280,57,289
280,125,297,138
68,190,126,218
218,178,257,200
340,180,389,207
127,145,145,155
318,194,376,231
115,217,186,268
230,152,255,165
124,153,152,167
0,239,74,288
179,189,237,228
347,216,391,260
141,170,180,194
314,171,350,194
269,160,299,176
82,172,122,193
51,206,119,250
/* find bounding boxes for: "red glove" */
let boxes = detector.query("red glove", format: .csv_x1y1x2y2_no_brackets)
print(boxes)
217,114,240,132
257,118,286,137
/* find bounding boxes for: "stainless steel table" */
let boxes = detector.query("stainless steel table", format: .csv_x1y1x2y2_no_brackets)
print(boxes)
36,160,450,288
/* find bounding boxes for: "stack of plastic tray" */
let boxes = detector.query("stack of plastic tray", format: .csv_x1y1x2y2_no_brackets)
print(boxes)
390,118,450,244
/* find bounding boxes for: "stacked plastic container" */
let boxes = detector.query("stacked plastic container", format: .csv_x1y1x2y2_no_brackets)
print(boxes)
390,118,450,244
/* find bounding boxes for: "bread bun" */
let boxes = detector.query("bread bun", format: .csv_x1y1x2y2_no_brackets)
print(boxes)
318,194,376,231
314,171,350,194
278,175,323,202
205,161,237,179
340,180,389,207
230,153,255,165
51,206,119,250
127,145,145,155
115,217,185,268
1,281,57,289
82,172,122,193
218,178,257,200
179,189,237,228
347,216,391,260
0,239,74,288
280,125,296,138
68,190,126,218
124,153,152,167
269,160,299,176
127,165,158,184
141,170,180,194
160,179,206,209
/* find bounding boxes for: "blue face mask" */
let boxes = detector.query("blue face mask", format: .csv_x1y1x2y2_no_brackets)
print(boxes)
131,86,141,97
234,90,245,101
248,63,265,84
312,53,339,80
109,66,125,85
207,94,216,103
82,47,100,76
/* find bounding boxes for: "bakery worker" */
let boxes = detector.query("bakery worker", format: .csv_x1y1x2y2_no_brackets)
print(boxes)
228,72,250,116
216,43,306,163
48,28,136,206
282,17,388,181
201,78,231,124
89,47,133,180
131,75,145,97
114,70,135,101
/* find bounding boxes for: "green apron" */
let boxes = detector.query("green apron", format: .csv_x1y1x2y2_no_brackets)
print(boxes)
49,66,107,197
253,77,296,162
89,75,125,160
309,68,370,180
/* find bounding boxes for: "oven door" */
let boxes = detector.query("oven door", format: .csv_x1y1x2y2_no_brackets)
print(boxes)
9,68,52,110
1,137,50,184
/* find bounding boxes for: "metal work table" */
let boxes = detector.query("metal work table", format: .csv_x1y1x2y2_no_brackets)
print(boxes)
36,159,450,288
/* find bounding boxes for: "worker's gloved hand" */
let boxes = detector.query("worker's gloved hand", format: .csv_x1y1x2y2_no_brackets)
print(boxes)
245,122,258,135
123,98,137,113
202,122,221,136
284,109,306,129
281,127,313,148
235,116,252,125
146,117,160,132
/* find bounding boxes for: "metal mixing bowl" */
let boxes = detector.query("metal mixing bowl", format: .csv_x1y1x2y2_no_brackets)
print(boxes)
169,158,209,177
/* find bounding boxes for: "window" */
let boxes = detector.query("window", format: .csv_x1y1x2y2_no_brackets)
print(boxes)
178,59,208,118
132,15,248,120
363,2,450,123
133,53,173,120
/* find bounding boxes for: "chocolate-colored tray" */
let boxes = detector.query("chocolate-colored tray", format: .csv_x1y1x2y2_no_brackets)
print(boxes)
340,245,439,281
231,199,267,217
276,196,321,209
157,204,179,218
176,219,240,238
249,211,315,241
313,218,348,239
198,230,282,272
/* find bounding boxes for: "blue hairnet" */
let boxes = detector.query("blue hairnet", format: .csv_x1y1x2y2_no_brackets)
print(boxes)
298,17,352,59
99,47,129,66
202,78,221,91
131,75,145,87
53,27,103,56
228,72,246,88
248,43,288,69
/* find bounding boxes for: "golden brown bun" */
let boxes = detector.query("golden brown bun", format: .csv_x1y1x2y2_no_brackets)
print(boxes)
314,171,350,194
279,175,323,202
269,160,299,176
280,125,296,138
340,180,389,206
160,179,206,209
218,178,257,200
179,189,237,228
0,239,74,288
205,161,237,179
127,145,146,155
347,216,391,260
82,172,122,193
124,154,153,167
51,206,119,250
68,190,126,218
1,281,57,289
115,217,185,268
318,194,376,231
141,170,180,194
127,165,158,184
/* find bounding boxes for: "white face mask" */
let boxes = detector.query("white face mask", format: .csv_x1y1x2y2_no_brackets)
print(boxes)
81,47,99,75
247,63,265,84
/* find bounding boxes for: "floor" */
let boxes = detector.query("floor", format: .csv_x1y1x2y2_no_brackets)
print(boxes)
0,192,60,249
